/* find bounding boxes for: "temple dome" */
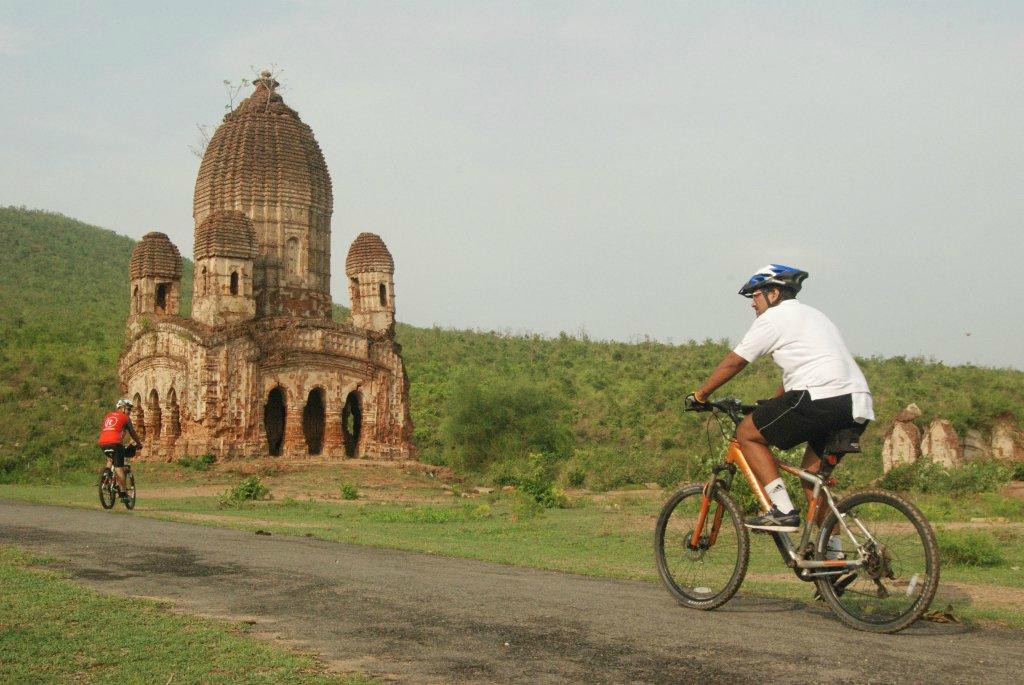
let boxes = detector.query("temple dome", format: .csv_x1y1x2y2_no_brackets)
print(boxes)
346,233,394,275
194,210,256,260
130,232,182,280
193,73,333,218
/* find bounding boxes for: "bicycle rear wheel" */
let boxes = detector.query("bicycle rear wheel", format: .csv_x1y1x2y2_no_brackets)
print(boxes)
654,483,749,609
98,469,116,509
123,471,137,510
815,489,939,633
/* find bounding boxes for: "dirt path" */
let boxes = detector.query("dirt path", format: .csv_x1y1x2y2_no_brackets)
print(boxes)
1,500,1020,684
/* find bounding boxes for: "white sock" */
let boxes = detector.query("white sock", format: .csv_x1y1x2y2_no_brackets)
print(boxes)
828,535,843,552
764,478,796,514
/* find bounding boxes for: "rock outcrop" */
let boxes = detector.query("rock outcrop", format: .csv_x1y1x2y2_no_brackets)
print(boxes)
882,410,921,473
920,419,962,468
991,419,1023,462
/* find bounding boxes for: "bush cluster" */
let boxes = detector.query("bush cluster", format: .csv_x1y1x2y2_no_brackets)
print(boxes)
441,373,572,472
881,458,1012,494
219,476,270,507
177,454,215,471
340,482,359,500
492,452,568,508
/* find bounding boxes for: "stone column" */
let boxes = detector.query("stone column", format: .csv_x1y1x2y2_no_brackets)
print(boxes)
323,410,344,458
282,407,305,458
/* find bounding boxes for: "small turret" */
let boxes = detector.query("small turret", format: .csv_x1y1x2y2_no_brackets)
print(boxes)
129,232,183,318
192,210,256,326
345,232,395,334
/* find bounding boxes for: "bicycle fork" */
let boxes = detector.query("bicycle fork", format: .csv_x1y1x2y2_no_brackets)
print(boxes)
688,481,727,550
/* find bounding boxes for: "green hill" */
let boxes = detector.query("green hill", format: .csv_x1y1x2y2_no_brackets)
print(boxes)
2,206,1022,486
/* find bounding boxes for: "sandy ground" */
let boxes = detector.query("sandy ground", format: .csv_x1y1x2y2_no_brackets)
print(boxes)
1,500,1021,684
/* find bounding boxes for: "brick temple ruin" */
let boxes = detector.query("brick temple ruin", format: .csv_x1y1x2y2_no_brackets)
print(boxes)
118,73,413,461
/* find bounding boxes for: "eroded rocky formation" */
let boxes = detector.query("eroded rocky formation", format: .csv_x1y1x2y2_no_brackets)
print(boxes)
118,73,413,461
920,419,963,468
882,415,921,472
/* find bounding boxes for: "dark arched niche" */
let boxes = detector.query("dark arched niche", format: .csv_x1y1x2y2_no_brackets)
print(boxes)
264,387,286,456
302,388,325,456
341,391,362,458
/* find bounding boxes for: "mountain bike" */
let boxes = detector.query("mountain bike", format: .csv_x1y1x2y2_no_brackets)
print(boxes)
654,398,939,633
98,445,137,510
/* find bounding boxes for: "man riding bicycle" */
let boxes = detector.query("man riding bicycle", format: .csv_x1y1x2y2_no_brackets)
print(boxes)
98,399,143,502
687,264,873,547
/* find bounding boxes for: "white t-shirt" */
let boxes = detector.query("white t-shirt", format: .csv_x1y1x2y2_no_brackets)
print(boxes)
733,300,874,422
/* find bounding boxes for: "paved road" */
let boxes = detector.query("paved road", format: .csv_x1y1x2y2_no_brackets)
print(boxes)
1,500,1018,684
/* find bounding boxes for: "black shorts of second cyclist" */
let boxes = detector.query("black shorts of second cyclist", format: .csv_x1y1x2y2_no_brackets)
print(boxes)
751,391,859,454
100,444,126,468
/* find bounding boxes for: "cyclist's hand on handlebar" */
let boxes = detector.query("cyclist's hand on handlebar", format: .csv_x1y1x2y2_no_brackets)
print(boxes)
684,393,711,411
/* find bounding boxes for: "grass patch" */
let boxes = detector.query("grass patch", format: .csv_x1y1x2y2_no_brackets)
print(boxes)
938,530,1006,567
0,545,371,684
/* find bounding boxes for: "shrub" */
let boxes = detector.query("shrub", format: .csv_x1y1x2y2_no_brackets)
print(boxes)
442,373,572,471
565,466,586,489
178,454,216,471
340,482,359,500
492,452,568,508
219,476,270,507
1013,462,1024,482
948,460,1012,492
938,530,1005,567
881,458,1011,494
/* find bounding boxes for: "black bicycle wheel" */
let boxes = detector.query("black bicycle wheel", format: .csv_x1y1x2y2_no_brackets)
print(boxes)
123,471,137,510
98,469,116,509
814,489,939,633
654,483,750,609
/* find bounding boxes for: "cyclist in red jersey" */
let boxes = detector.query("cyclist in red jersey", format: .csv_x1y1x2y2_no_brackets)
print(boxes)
98,399,143,501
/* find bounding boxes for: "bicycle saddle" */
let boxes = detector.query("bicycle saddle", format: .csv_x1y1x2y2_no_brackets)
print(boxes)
821,426,864,456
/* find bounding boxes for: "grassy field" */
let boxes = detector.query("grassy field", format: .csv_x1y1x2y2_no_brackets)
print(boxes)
3,459,1021,629
0,546,373,684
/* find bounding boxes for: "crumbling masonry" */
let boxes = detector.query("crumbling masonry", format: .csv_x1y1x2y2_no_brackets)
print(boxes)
118,73,413,460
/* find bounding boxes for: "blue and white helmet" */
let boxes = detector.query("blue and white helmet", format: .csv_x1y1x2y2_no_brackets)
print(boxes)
738,264,809,298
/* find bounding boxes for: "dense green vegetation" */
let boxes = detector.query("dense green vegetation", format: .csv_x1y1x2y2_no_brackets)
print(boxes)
2,206,1023,491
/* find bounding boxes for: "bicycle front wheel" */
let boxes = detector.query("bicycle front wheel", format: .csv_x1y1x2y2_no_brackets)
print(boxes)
654,483,750,609
123,471,137,510
815,489,939,633
98,469,116,509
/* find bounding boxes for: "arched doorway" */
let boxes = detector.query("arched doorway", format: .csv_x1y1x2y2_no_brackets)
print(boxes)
341,391,361,458
264,387,286,456
155,284,168,314
148,389,162,440
302,388,325,456
166,388,181,442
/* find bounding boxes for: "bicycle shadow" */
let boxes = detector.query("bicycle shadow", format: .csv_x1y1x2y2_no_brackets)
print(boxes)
714,596,802,614
716,593,976,636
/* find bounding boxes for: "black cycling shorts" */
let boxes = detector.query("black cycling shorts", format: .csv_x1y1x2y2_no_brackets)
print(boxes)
752,391,865,454
100,444,126,468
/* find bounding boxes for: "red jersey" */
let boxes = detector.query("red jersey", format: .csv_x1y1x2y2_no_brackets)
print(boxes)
98,411,132,445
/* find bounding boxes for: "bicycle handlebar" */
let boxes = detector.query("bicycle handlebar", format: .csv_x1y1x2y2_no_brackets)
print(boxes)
685,397,758,425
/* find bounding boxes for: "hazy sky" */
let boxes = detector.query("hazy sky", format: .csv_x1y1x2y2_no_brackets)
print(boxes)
3,2,1022,369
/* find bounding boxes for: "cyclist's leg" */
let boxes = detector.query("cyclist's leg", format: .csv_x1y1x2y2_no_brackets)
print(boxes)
108,445,127,492
799,445,829,527
736,415,780,486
